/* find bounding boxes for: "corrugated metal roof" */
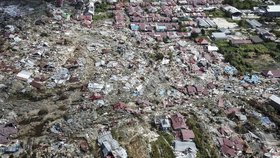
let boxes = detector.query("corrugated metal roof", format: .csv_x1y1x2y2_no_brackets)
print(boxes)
266,5,280,12
212,32,227,39
270,95,280,105
246,19,262,28
174,140,197,152
198,18,209,27
205,18,216,27
223,6,241,14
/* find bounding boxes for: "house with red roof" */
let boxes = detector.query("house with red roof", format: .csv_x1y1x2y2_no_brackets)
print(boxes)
195,38,209,45
262,70,280,78
180,129,195,141
221,145,236,157
219,136,244,157
170,113,187,130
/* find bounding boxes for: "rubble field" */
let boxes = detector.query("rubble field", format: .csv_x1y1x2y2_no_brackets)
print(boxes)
0,0,280,158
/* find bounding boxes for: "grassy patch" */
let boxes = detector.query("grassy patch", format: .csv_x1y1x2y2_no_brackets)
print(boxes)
272,29,280,38
159,132,174,145
237,20,248,28
151,135,175,158
95,3,108,13
92,13,113,21
126,136,149,158
248,99,280,133
223,0,262,9
215,40,279,73
186,116,219,158
205,9,226,18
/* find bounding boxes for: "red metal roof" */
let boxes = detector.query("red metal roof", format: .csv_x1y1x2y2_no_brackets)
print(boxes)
223,138,234,147
180,129,195,141
262,70,280,78
170,113,187,130
221,145,236,157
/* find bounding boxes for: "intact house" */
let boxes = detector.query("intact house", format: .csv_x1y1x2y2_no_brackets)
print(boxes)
219,28,231,35
170,113,187,130
180,129,195,141
170,113,196,142
250,36,264,44
263,5,280,17
154,115,171,131
218,136,245,158
256,28,276,41
229,39,252,46
173,141,197,157
261,69,280,78
222,5,242,20
211,32,227,40
246,19,262,29
160,118,171,131
197,18,217,28
195,38,209,45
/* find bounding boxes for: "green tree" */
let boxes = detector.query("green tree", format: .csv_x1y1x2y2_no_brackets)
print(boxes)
201,29,206,35
190,32,199,39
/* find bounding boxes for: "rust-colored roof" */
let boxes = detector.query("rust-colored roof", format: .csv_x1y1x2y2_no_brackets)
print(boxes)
221,145,236,157
262,70,280,78
223,138,234,147
195,38,209,45
30,80,43,89
170,113,187,130
180,129,195,141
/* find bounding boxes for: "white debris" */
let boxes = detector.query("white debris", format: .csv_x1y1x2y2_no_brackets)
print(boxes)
16,70,32,81
52,68,70,84
161,58,170,65
88,82,104,92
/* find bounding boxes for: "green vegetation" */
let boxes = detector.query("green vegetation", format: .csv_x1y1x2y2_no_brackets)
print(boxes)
214,40,280,74
275,19,280,26
92,13,113,21
95,2,108,13
178,21,188,32
263,42,280,61
126,136,150,158
272,29,280,38
151,134,175,158
223,0,262,9
150,52,164,61
190,32,199,39
237,20,248,28
201,29,205,35
159,132,174,145
186,116,219,158
205,9,226,17
248,99,280,132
